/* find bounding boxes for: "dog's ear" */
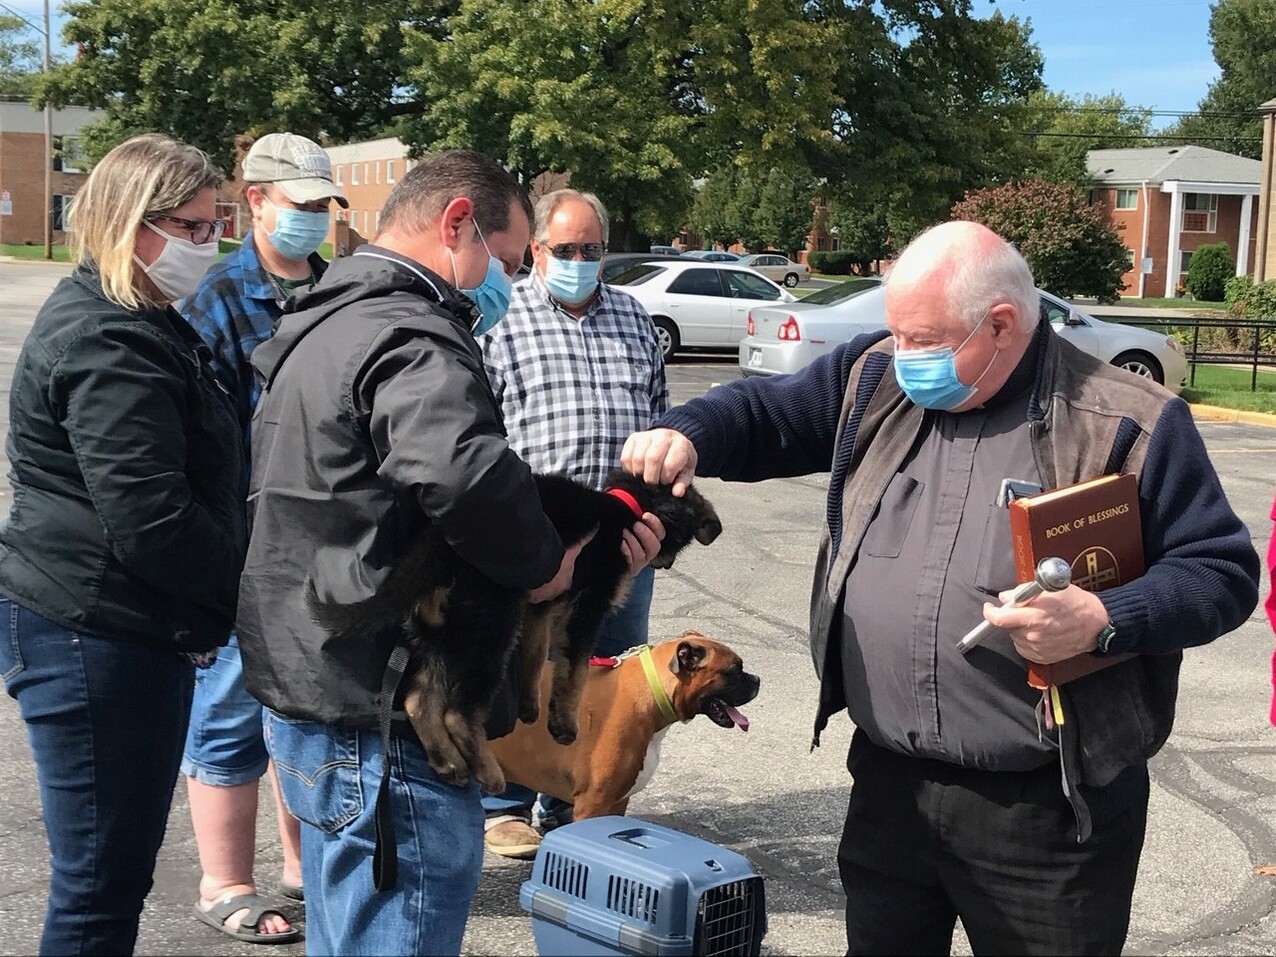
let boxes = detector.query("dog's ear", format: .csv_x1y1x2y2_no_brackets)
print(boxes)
670,640,707,675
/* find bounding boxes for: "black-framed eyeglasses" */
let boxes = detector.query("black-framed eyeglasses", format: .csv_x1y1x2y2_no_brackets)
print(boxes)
547,242,606,262
148,214,230,245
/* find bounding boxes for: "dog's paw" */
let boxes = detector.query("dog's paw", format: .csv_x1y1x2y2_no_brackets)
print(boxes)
547,714,578,746
518,701,540,725
428,757,471,788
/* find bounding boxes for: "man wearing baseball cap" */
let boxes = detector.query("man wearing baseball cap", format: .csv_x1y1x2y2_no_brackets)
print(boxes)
179,131,346,944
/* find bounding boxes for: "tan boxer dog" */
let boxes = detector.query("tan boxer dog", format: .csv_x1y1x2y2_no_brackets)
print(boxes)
487,632,760,819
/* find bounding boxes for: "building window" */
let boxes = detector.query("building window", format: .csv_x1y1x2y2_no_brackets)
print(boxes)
375,210,381,231
51,195,71,230
1179,250,1192,274
335,165,343,186
386,160,395,183
1124,248,1135,269
375,162,380,185
52,136,84,173
351,163,360,186
1115,189,1138,210
363,163,369,185
1182,193,1218,233
350,210,359,232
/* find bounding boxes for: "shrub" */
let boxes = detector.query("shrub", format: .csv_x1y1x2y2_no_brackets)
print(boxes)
1185,243,1233,302
1224,275,1254,316
1246,279,1276,320
808,251,862,274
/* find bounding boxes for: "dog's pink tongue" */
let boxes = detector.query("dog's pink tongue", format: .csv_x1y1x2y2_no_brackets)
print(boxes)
724,704,749,732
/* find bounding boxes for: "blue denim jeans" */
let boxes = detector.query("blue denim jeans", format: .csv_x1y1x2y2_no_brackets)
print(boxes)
0,597,194,956
483,565,655,823
265,710,483,956
181,634,269,786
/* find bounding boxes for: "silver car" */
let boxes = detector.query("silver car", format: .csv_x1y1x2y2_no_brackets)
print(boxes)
739,285,1188,394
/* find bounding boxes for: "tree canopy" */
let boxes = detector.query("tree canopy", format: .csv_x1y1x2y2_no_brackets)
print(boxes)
1167,0,1275,159
1,14,45,98
37,0,451,172
952,180,1129,302
1014,91,1155,184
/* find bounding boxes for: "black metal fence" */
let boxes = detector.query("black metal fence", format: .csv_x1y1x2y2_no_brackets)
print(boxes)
1090,314,1276,391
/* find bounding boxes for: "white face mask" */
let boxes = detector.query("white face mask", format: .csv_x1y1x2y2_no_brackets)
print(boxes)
133,220,219,302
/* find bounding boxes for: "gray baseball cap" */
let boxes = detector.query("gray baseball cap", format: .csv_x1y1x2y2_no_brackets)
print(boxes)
243,132,349,208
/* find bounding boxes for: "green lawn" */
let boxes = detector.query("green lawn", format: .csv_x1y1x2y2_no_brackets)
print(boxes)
1119,296,1231,311
0,243,70,262
1182,363,1276,413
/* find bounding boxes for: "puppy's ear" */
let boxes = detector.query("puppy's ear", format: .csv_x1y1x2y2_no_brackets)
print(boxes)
670,641,707,675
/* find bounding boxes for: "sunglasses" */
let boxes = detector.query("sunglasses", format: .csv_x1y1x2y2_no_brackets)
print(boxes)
147,214,230,245
546,242,606,262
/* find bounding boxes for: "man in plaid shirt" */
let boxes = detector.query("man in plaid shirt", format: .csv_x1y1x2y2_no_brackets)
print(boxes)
478,189,670,858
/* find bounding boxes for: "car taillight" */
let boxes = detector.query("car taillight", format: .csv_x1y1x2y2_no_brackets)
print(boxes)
747,313,755,336
778,316,801,342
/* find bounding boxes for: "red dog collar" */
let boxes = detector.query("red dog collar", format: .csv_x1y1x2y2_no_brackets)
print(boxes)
605,487,643,519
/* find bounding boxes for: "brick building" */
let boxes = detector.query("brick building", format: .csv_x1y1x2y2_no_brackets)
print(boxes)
1086,146,1262,299
0,101,104,246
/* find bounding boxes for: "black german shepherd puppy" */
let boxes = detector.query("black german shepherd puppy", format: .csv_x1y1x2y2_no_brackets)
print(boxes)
306,469,722,793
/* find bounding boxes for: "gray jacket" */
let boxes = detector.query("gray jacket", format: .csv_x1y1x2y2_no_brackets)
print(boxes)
236,246,564,727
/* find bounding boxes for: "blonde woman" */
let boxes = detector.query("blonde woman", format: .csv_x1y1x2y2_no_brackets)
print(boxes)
0,133,248,955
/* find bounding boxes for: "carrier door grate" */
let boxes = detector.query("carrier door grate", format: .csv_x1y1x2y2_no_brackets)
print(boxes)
694,878,761,956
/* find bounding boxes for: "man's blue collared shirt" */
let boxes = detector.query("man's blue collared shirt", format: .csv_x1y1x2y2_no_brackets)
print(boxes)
180,231,325,465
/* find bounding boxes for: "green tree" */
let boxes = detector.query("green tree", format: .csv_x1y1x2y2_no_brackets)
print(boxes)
1015,90,1155,183
747,167,815,254
405,0,843,250
825,193,892,273
37,0,451,172
825,7,1045,245
952,180,1129,302
1166,0,1276,159
0,14,44,97
689,168,746,250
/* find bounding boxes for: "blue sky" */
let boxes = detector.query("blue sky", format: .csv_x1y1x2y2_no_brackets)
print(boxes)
8,0,1222,131
985,0,1220,127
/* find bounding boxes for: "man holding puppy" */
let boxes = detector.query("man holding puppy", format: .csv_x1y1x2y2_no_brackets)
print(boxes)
478,188,669,857
236,151,662,955
622,220,1258,955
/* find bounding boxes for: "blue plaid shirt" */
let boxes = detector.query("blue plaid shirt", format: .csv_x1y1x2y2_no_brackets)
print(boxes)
480,273,670,490
180,232,326,481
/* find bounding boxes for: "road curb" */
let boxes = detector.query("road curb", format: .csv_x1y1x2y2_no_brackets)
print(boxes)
1189,403,1276,428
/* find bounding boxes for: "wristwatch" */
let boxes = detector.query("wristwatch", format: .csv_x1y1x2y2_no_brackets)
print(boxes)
1094,620,1118,655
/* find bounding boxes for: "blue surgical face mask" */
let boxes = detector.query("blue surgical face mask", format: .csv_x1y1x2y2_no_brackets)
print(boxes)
451,221,513,336
543,255,601,305
893,313,996,410
265,201,329,260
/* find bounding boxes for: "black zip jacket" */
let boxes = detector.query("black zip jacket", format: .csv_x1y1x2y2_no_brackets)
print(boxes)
0,265,246,652
237,246,564,727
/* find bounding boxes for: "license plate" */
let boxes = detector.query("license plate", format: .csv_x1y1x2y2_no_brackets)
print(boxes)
748,348,763,368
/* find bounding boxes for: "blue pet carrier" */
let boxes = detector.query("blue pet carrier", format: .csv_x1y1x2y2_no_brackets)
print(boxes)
519,816,766,957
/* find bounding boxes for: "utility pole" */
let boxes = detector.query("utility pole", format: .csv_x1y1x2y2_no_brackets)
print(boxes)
42,0,51,260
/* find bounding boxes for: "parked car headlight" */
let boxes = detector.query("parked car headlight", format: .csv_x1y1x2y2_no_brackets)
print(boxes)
1165,336,1183,354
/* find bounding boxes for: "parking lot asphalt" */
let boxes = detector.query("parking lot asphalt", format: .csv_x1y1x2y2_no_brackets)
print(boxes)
0,262,1274,956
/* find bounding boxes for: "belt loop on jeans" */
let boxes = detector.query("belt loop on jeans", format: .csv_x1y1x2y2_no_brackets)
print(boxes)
374,642,411,892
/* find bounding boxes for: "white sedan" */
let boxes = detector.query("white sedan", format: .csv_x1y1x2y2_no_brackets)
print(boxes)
609,260,796,359
739,285,1188,394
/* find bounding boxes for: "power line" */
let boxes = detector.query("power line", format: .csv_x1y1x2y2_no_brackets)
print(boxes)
1022,131,1263,143
1029,106,1259,119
